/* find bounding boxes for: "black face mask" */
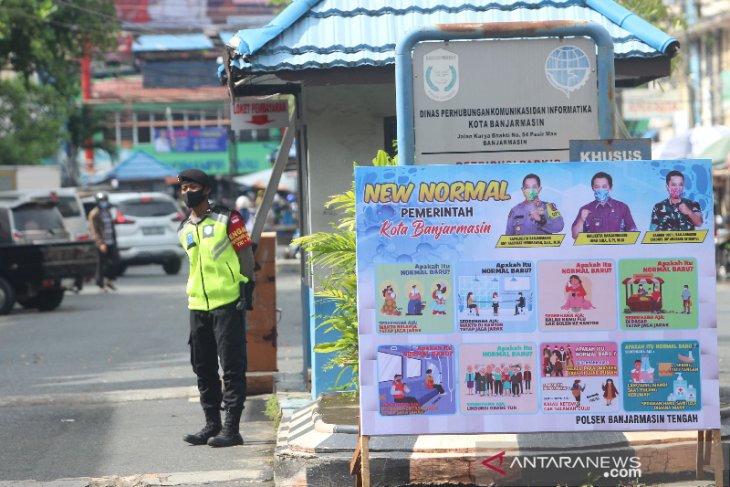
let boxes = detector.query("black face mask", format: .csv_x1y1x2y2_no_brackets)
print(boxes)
184,189,206,208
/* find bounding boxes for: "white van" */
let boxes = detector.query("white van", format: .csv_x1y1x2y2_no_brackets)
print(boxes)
0,188,90,241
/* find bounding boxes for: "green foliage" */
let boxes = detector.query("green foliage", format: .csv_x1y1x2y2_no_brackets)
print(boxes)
0,78,66,164
266,0,291,14
293,150,397,391
0,0,120,165
65,103,117,167
264,394,282,428
0,0,120,99
615,0,685,32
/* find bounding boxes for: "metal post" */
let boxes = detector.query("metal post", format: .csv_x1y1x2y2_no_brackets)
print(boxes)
228,126,238,206
251,112,296,244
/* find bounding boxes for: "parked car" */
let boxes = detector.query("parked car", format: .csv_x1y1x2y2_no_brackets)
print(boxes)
0,188,90,241
0,198,96,314
83,192,186,275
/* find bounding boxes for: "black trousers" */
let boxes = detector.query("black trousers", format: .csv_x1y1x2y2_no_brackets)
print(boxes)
95,244,120,287
189,301,247,410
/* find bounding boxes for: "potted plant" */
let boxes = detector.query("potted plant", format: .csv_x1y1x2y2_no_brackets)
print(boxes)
293,150,397,391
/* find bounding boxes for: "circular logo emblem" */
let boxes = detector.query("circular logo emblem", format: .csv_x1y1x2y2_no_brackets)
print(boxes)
423,48,459,102
544,45,591,98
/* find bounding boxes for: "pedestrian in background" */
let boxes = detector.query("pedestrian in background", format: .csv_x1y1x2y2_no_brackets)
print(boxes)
177,169,256,448
87,192,119,293
234,194,255,232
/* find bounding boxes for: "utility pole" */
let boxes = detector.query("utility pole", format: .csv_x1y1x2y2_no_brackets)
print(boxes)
81,42,94,179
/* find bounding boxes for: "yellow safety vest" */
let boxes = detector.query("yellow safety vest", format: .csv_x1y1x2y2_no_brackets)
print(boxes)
178,208,248,311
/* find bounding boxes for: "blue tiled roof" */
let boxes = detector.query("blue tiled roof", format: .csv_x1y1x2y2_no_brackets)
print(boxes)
105,152,178,181
134,34,214,53
225,0,678,74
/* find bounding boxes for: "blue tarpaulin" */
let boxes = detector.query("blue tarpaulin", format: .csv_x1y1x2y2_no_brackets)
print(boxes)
100,151,178,182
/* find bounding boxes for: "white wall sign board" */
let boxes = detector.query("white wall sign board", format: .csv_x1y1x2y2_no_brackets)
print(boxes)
621,88,682,120
231,98,289,130
413,38,599,164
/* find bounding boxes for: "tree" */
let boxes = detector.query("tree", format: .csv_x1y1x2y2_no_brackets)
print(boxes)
65,104,116,183
0,79,65,164
616,0,685,33
267,0,291,14
0,0,119,165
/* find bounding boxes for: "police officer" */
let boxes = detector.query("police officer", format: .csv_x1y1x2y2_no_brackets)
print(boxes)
505,173,564,235
177,169,255,448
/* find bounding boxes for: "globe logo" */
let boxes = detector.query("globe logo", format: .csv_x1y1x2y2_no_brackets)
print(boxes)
544,45,591,98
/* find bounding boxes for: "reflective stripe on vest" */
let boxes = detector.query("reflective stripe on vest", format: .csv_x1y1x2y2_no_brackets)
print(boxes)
178,209,248,311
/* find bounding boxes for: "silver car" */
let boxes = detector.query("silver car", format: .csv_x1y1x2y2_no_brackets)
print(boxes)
105,192,186,275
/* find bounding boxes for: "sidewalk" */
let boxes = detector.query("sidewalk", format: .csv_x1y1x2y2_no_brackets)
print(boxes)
273,254,730,486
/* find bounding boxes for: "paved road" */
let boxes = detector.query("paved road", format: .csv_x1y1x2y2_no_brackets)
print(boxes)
0,263,288,485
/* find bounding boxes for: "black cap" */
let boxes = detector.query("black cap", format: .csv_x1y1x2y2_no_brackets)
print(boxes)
178,169,211,187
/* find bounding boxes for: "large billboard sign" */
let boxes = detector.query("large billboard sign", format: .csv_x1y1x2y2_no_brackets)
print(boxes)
153,127,227,153
355,159,719,436
412,38,599,164
116,0,273,27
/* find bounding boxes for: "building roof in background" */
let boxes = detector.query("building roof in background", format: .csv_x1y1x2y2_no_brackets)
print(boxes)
98,151,178,182
133,34,214,52
116,0,275,29
224,0,679,76
91,77,228,105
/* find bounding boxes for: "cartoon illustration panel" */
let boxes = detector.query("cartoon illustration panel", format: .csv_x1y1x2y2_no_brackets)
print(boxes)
377,344,456,416
455,260,536,333
375,263,453,334
459,343,538,414
619,258,698,330
537,260,617,331
540,342,620,413
621,341,701,412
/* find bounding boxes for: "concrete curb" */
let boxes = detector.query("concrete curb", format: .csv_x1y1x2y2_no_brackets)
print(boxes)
311,400,359,434
275,397,730,487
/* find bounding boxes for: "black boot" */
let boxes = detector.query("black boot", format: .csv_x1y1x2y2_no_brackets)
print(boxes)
207,407,244,447
183,408,221,445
